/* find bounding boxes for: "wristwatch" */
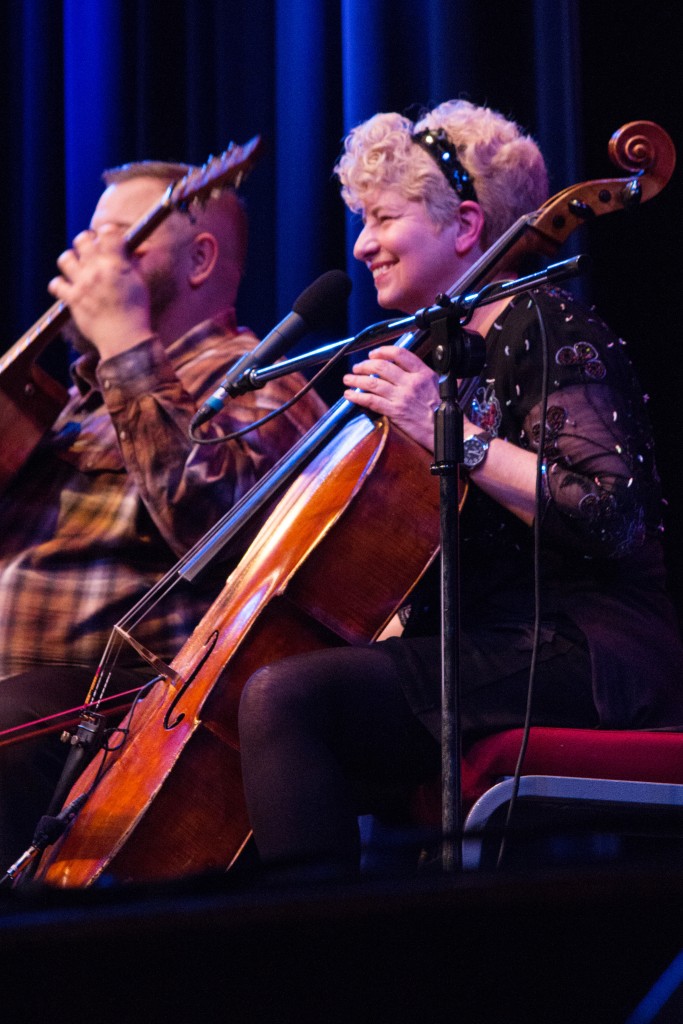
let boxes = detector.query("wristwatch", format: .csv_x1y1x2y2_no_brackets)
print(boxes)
462,429,493,471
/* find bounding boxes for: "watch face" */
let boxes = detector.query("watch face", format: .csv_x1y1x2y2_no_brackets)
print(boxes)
463,435,488,468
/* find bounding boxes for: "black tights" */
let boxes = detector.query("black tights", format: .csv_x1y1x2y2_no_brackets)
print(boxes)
238,644,442,881
238,628,596,881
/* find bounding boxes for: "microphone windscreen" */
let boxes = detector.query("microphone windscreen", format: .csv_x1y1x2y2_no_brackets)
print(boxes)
291,270,352,330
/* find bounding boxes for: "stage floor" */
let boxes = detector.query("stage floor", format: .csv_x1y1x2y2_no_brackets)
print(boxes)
1,852,682,1023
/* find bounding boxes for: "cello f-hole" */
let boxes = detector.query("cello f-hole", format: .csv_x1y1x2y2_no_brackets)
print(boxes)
163,630,219,730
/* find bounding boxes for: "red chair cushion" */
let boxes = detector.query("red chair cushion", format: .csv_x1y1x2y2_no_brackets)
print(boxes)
411,727,683,824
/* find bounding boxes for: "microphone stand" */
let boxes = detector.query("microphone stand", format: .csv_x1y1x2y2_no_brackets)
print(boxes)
426,301,485,873
425,261,586,873
233,257,587,390
3,259,583,887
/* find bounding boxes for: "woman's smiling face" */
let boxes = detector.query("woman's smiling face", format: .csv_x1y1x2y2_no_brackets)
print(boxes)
353,188,462,314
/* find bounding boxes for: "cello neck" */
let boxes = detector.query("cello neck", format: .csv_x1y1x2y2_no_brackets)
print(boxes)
163,216,538,586
174,122,677,585
97,121,679,625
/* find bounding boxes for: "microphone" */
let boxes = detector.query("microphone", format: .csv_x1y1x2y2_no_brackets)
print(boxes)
191,269,352,428
2,792,88,884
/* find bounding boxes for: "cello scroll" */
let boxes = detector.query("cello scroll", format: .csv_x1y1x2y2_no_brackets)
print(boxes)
607,120,676,192
520,119,675,257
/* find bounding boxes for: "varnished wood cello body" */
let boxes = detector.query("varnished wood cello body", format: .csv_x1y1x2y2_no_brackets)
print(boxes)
33,121,676,887
37,416,442,885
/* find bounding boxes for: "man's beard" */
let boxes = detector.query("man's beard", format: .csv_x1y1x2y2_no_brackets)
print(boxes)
60,260,180,357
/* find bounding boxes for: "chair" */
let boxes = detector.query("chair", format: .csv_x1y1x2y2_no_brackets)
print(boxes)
409,727,683,870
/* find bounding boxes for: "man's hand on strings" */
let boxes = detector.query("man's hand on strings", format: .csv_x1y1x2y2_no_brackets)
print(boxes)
48,225,153,360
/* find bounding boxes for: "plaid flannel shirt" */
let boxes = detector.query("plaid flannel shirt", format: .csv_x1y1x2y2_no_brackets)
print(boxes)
0,308,327,681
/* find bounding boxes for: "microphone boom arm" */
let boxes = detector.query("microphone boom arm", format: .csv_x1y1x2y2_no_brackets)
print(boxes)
237,256,586,392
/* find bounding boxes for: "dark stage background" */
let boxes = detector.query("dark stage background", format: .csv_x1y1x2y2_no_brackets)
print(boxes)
1,3,683,1018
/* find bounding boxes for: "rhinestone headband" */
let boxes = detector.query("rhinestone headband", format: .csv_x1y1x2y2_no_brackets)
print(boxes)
411,127,477,202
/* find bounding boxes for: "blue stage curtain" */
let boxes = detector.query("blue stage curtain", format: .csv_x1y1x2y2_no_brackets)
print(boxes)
1,0,591,347
1,2,681,600
2,0,679,340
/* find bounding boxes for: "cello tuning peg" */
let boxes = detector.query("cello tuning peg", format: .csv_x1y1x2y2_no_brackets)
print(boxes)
568,199,596,221
620,178,643,209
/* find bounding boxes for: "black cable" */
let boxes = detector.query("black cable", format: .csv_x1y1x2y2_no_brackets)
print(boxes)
188,335,358,446
495,290,550,868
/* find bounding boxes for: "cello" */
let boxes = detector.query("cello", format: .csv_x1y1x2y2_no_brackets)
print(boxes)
31,120,675,888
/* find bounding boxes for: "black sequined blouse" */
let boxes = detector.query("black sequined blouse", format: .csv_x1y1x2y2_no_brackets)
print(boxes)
411,286,683,728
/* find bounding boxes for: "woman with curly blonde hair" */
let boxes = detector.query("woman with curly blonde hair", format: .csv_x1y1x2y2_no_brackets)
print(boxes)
238,99,683,882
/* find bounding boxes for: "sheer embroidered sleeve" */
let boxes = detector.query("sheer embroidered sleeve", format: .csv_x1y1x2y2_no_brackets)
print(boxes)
513,291,661,558
484,288,663,559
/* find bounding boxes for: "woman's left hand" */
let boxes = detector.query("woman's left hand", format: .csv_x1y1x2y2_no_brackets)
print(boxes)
343,346,440,451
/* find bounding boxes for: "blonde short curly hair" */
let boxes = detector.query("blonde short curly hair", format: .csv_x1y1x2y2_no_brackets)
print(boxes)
335,99,549,250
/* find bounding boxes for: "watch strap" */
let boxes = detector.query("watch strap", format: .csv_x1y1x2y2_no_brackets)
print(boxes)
462,428,494,471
